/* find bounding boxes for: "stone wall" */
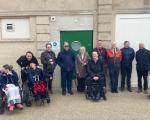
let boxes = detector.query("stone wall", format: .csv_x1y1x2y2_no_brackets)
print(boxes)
0,0,96,12
98,0,112,48
0,0,150,84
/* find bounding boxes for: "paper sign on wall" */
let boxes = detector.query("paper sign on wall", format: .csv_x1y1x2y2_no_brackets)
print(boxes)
51,41,60,50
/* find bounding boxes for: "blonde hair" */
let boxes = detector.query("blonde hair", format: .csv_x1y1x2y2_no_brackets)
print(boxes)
79,46,86,53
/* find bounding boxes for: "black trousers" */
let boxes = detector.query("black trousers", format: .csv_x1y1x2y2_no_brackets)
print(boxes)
103,64,107,87
21,70,27,83
61,70,73,92
77,77,85,92
137,70,148,90
121,66,132,89
45,75,53,91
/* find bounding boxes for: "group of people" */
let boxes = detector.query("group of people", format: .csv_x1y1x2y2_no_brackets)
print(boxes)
17,40,150,95
0,40,150,112
56,40,150,95
94,40,150,94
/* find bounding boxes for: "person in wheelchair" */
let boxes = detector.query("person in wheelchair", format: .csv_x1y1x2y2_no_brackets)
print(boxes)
25,63,50,106
86,51,106,101
0,64,23,112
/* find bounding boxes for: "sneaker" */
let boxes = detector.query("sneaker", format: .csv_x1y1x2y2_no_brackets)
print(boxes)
137,89,142,93
144,90,148,94
120,88,125,92
115,90,118,93
9,105,14,112
68,91,74,95
62,90,66,96
128,89,132,92
111,90,115,93
16,104,23,110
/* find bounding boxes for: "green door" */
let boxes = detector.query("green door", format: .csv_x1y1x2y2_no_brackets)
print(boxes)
60,31,93,56
60,31,93,80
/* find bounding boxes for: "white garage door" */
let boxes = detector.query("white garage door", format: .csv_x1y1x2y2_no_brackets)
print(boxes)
115,14,150,87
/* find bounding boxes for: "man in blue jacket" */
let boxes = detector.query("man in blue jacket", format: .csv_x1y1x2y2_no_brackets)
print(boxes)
57,42,75,95
136,43,150,94
121,41,135,92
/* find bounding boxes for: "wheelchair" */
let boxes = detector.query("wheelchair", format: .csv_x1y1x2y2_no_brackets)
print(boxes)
22,76,50,107
85,74,106,101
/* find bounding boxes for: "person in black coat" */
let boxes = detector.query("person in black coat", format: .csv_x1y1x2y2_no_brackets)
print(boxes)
57,42,75,95
121,41,135,92
93,40,107,87
41,43,57,94
16,51,39,84
136,43,150,94
86,51,106,100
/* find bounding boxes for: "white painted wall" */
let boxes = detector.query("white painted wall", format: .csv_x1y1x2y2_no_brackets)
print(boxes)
49,15,94,90
1,19,30,39
115,14,150,87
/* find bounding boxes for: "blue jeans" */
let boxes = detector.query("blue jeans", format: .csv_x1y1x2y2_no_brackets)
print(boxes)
109,66,119,92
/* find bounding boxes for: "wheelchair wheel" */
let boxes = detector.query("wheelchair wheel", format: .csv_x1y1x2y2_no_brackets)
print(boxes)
0,103,4,114
46,94,51,104
85,90,91,100
25,101,32,107
24,91,32,107
0,94,5,114
22,84,32,107
102,88,107,101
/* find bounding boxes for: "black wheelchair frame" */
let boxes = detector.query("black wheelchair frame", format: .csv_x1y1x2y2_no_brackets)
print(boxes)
85,74,106,101
0,86,23,114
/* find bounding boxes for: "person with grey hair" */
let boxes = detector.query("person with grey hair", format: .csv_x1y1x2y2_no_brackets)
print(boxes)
107,42,122,93
76,46,90,93
136,43,150,94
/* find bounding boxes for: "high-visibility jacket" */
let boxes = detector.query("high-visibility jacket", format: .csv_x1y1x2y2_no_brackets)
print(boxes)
107,48,122,66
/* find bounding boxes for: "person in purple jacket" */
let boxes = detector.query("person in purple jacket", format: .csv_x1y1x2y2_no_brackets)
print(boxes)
93,40,107,64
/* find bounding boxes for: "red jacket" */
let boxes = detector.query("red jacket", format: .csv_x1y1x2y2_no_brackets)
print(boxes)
107,48,122,63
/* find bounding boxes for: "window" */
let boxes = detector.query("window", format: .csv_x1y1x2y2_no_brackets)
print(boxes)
1,19,30,39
